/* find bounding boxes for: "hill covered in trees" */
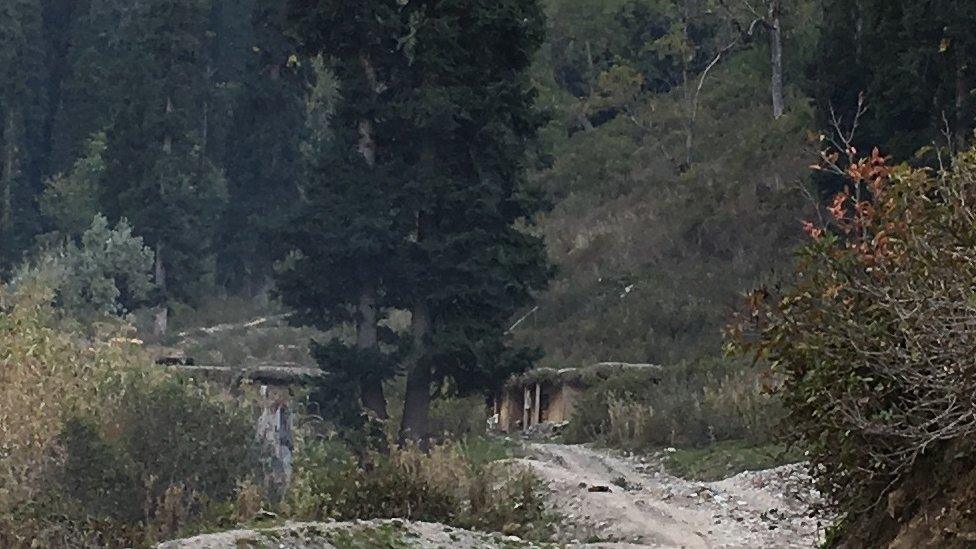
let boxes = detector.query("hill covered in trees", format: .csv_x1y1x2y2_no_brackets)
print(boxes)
5,0,975,366
4,1,976,545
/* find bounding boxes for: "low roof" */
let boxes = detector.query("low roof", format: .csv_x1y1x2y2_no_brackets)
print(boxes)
506,361,662,390
158,363,324,385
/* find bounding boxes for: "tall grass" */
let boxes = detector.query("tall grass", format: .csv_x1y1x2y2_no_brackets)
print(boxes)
285,435,552,541
0,286,262,548
565,357,782,449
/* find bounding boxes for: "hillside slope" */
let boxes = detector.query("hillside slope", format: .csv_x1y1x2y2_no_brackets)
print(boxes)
517,46,815,366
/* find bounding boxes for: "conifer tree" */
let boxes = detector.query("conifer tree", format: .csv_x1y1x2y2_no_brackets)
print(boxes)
100,0,227,334
0,0,46,269
279,1,412,422
284,0,552,443
48,0,126,175
218,0,308,293
815,0,976,159
393,0,551,444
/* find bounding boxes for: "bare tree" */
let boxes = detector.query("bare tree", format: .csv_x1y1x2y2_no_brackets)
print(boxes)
718,0,786,119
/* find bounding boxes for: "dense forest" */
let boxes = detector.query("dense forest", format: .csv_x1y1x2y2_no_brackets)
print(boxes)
4,0,976,547
5,0,975,365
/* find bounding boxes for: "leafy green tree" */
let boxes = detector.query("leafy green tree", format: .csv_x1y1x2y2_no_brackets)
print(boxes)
39,132,106,237
731,145,976,541
10,215,155,319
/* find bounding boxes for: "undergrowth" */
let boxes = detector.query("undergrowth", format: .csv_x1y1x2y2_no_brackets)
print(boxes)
284,435,554,542
564,357,782,450
662,441,802,481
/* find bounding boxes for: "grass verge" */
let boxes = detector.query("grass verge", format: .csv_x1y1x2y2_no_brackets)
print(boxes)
662,440,803,481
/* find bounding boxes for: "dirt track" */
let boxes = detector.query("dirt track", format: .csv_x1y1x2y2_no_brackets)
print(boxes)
515,443,825,548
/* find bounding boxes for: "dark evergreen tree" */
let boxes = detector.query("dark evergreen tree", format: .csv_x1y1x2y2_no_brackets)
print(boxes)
283,0,552,443
218,0,308,293
0,0,47,269
278,1,413,422
814,0,976,160
48,0,127,176
99,0,227,333
394,0,552,444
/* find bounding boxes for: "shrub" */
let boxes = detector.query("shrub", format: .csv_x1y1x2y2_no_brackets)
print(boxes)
428,395,489,439
285,435,553,541
8,215,155,320
730,146,976,518
564,357,781,448
0,283,261,547
0,284,141,523
113,377,259,505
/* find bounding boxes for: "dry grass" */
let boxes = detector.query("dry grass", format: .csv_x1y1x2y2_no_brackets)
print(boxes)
566,358,782,449
285,434,553,541
0,282,154,516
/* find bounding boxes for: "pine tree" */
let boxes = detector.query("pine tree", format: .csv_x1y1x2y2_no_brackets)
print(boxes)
48,0,127,175
815,0,976,160
100,0,227,334
0,0,46,269
393,0,552,445
278,1,413,422
284,0,552,441
218,0,308,293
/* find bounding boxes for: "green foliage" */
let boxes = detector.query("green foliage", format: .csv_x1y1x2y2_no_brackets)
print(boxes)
98,0,229,307
0,280,262,547
0,0,47,267
36,376,261,545
662,441,802,481
518,42,813,365
563,357,782,449
281,0,554,440
217,0,310,291
731,146,976,522
39,132,106,236
58,417,142,523
10,215,155,319
114,377,260,504
813,0,976,161
285,436,553,541
428,396,491,440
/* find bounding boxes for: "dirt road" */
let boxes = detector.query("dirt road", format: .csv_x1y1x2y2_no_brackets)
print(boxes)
515,443,825,548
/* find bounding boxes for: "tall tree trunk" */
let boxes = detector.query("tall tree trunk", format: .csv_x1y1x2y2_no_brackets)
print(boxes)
0,111,17,233
357,286,388,420
955,48,968,150
399,299,431,449
681,0,694,169
155,95,173,337
768,0,785,119
353,52,386,419
154,245,168,337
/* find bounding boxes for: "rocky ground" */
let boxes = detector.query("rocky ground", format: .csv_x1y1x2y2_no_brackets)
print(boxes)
158,519,546,548
161,443,827,548
516,443,826,548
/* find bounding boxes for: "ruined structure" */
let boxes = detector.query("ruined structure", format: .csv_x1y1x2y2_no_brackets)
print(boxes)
156,361,323,490
492,362,661,433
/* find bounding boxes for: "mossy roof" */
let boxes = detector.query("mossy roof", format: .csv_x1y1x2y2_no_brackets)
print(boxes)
504,361,662,391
